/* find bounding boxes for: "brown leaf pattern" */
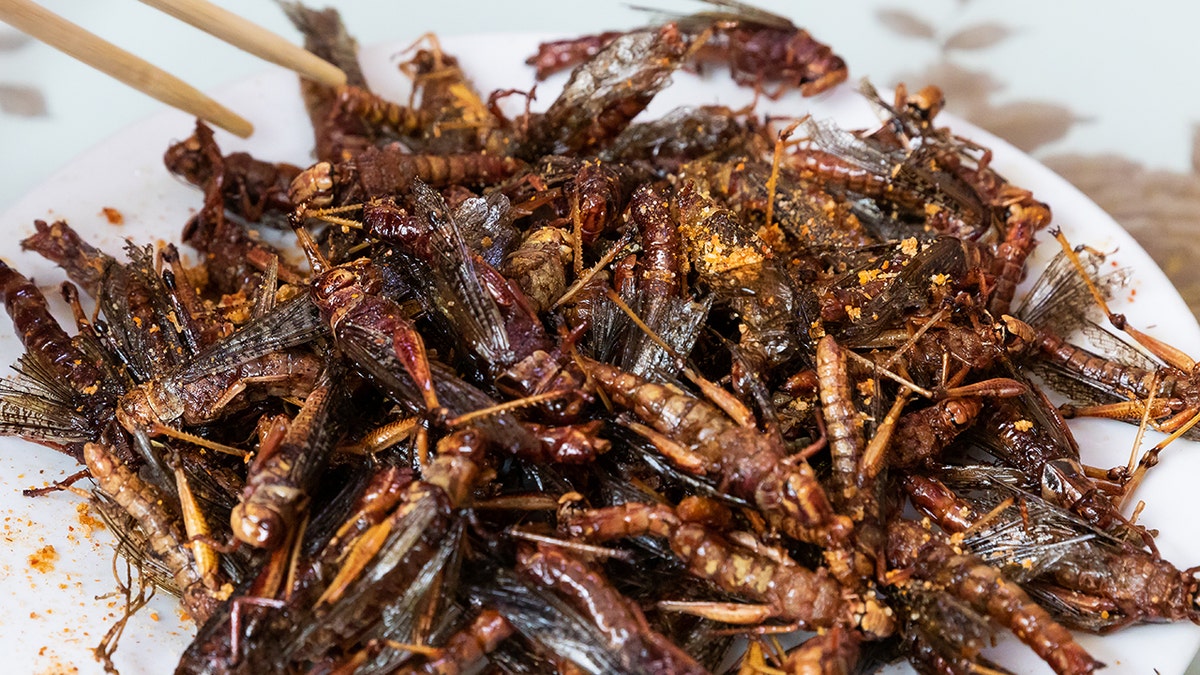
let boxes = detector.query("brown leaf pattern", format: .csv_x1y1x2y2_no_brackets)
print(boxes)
967,101,1087,153
875,8,937,40
0,85,48,117
942,23,1014,51
884,11,1079,153
895,61,1005,110
1045,151,1200,316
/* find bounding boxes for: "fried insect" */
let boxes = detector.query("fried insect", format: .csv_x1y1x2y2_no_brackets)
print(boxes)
516,544,709,674
164,121,302,225
528,1,846,97
230,369,344,548
562,498,892,638
887,519,1102,675
525,23,689,156
84,441,225,625
4,5,1197,674
910,470,1200,633
581,358,852,547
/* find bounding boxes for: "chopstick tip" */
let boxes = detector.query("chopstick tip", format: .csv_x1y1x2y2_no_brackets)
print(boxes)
310,62,348,88
214,114,254,138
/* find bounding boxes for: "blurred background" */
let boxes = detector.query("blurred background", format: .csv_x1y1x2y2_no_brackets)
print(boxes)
1,1,1198,673
5,1,1200,310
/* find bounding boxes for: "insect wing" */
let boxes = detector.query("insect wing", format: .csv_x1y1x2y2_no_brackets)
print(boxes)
454,191,520,269
0,352,96,443
411,181,513,366
478,570,636,675
179,295,326,381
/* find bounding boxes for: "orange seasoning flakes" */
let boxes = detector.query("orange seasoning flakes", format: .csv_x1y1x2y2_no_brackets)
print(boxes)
858,269,881,285
100,207,124,225
76,502,105,536
28,544,58,573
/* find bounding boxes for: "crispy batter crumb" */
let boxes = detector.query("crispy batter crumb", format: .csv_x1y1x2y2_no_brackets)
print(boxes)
101,207,124,225
28,545,58,573
76,503,105,536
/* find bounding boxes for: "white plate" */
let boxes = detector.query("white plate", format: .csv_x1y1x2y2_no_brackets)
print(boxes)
0,33,1197,675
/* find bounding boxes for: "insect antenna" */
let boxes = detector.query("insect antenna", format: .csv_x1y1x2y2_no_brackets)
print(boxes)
551,229,635,310
844,349,933,398
765,119,803,229
290,211,335,276
300,203,366,231
22,468,92,498
93,553,156,674
880,307,947,370
506,528,634,561
1053,229,1196,373
1121,404,1200,507
446,390,572,428
148,422,251,458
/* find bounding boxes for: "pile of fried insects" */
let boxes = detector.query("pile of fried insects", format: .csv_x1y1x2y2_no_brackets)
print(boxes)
1,2,1197,674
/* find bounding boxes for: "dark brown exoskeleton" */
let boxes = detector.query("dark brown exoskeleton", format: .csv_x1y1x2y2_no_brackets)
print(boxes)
886,518,1102,675
115,347,321,433
580,357,852,548
502,225,574,315
0,259,107,397
1008,312,1200,436
887,377,1030,470
293,224,443,420
866,82,1054,318
164,121,302,226
562,498,893,638
230,369,345,549
288,149,525,211
515,544,709,674
177,124,307,293
525,30,625,79
910,470,1200,634
397,35,500,154
20,219,113,297
672,179,814,369
0,259,121,458
604,183,713,379
680,0,848,97
814,335,890,584
967,370,1153,548
282,2,377,163
327,83,425,140
397,610,514,675
527,1,847,98
84,441,225,625
524,23,689,157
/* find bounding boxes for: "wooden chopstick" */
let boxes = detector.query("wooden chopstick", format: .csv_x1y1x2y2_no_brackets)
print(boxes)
0,0,253,137
137,0,346,88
